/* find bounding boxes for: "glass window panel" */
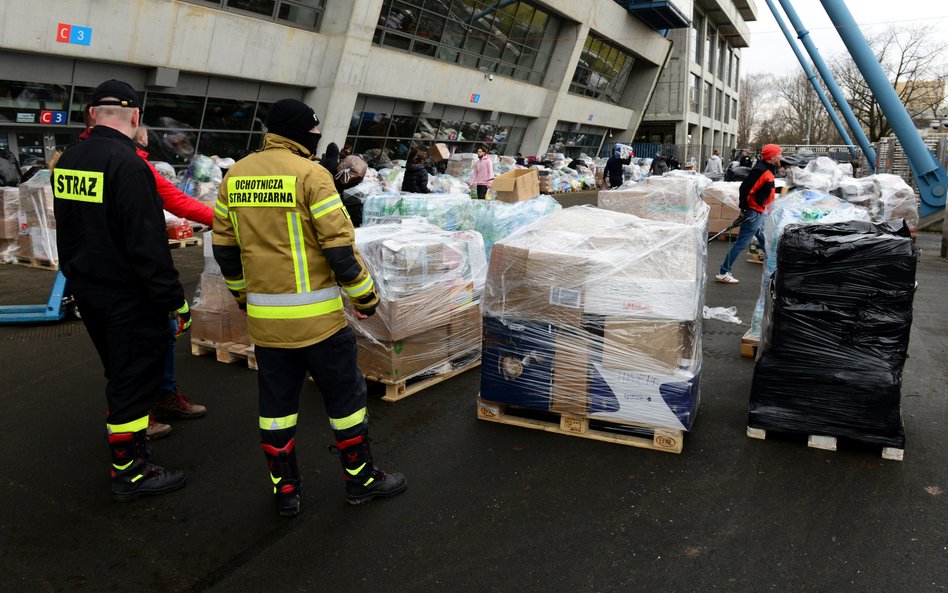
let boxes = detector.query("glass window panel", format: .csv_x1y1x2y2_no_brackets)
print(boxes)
437,120,462,141
377,0,394,26
497,63,514,77
500,42,522,65
483,36,503,60
460,121,480,141
493,125,509,144
512,3,534,41
349,112,362,136
438,47,460,63
385,137,412,161
416,11,445,43
0,82,69,124
441,19,467,49
462,27,487,54
414,117,440,141
354,137,386,160
203,97,256,131
390,115,419,137
383,1,419,35
459,52,480,68
492,2,516,37
382,32,413,51
518,46,537,70
253,102,271,131
198,131,252,159
226,0,276,17
278,1,321,28
144,93,204,129
69,87,96,127
358,112,391,136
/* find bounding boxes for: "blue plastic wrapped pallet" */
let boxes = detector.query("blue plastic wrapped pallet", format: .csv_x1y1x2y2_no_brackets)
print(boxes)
748,220,917,448
481,206,707,431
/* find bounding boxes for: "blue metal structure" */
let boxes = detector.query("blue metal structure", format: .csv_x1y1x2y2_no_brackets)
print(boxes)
820,0,948,217
613,1,691,30
0,271,72,324
777,0,877,170
763,0,857,162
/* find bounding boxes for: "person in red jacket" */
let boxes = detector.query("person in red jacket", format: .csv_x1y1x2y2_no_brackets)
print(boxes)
132,124,210,435
715,143,782,284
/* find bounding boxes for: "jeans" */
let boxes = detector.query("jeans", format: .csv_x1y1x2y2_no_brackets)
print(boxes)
160,318,177,395
719,209,766,275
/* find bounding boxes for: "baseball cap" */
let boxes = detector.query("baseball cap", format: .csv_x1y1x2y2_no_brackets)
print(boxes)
91,79,141,108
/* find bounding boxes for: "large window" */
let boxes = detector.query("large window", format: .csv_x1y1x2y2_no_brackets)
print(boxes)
568,34,635,105
187,0,325,30
692,12,704,66
548,122,606,158
373,0,560,84
715,88,723,121
346,97,528,163
689,74,699,113
718,39,727,81
703,81,712,117
733,56,740,91
705,28,714,73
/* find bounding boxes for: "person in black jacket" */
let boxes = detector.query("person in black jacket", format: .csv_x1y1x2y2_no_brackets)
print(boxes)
603,146,631,188
401,150,430,193
52,80,188,501
319,142,340,178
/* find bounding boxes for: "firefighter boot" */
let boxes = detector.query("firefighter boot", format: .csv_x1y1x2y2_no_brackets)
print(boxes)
332,433,407,505
109,431,186,502
261,438,301,517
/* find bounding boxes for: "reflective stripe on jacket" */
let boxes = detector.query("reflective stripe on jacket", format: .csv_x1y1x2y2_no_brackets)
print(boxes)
212,134,375,348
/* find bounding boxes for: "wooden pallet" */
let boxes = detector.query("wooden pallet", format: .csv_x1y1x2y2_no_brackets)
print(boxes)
746,426,903,461
740,329,759,359
746,251,765,264
190,338,257,370
168,236,203,249
476,397,684,454
366,352,481,403
13,256,58,270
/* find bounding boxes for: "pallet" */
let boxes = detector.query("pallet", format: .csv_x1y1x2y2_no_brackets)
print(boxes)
13,256,58,270
740,329,759,359
366,352,481,403
746,252,765,264
476,397,684,454
746,426,903,461
168,236,202,249
190,338,257,370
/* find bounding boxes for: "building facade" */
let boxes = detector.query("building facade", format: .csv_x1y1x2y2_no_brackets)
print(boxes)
0,0,680,167
637,0,756,167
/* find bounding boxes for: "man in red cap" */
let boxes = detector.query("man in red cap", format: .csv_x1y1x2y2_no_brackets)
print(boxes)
715,143,782,284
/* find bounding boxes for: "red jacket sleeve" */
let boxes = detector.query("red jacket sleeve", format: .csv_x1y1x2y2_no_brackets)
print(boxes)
142,159,214,226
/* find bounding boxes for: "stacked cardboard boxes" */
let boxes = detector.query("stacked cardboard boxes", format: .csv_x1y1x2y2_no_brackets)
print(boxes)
16,172,57,265
348,222,487,383
190,233,250,344
481,206,706,431
597,175,703,225
701,182,742,237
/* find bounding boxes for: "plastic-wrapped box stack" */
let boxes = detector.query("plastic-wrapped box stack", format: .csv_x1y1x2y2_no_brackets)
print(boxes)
481,205,707,431
597,175,703,224
190,232,250,345
749,220,917,448
1,186,18,260
748,191,871,340
15,171,58,266
784,157,843,193
469,195,561,259
363,192,473,230
346,222,487,383
701,181,742,237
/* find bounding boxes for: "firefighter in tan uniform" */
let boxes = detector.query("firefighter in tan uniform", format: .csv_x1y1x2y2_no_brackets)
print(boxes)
212,99,406,517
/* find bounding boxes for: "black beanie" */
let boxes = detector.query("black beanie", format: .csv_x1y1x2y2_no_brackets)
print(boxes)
266,99,320,151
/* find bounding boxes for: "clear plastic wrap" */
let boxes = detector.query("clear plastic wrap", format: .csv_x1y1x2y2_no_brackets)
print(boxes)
834,176,877,209
178,155,222,203
377,167,405,192
784,156,844,193
190,232,250,345
428,174,470,195
748,190,872,339
702,181,743,237
664,169,714,193
480,206,707,431
151,161,177,181
15,170,57,264
445,154,478,180
597,175,704,224
872,174,918,234
469,195,562,259
749,220,916,448
345,222,487,383
0,186,17,262
362,192,473,230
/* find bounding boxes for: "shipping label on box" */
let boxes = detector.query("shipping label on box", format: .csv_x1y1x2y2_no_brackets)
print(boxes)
587,363,700,431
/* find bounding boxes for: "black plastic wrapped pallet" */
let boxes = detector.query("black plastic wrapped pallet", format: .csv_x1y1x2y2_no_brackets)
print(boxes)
748,220,917,448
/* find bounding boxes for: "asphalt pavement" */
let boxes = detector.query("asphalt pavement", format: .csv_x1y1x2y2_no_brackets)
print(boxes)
0,226,945,593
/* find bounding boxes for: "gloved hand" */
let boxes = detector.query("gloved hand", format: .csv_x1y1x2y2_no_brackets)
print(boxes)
172,301,191,338
352,290,378,318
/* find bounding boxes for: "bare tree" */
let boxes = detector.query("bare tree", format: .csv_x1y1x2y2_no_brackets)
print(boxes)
832,24,947,142
767,70,843,145
737,72,773,148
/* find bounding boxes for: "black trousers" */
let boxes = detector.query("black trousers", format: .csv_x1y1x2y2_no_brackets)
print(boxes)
255,326,367,446
475,185,488,200
75,288,169,425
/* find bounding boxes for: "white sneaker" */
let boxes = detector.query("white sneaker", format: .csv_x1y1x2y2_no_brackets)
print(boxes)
715,272,739,284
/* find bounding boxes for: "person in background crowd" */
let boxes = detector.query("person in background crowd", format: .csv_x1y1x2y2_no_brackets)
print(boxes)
335,154,369,227
666,154,680,170
132,124,210,438
604,145,632,189
470,145,493,199
212,99,406,517
704,149,724,177
515,153,526,167
320,142,340,177
401,149,430,193
738,149,753,168
340,145,353,158
649,152,669,176
715,143,783,284
53,79,189,501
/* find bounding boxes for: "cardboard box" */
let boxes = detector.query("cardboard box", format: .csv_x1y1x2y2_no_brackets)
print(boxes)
480,316,555,410
429,143,450,163
492,169,540,203
448,303,482,357
600,319,696,373
1,188,18,239
551,326,590,415
359,282,474,342
357,324,450,382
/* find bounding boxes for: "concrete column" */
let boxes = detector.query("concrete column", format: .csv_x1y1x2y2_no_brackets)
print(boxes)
519,20,590,156
305,0,383,154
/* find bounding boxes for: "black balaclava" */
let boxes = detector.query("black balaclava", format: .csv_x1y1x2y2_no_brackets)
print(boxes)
266,99,321,154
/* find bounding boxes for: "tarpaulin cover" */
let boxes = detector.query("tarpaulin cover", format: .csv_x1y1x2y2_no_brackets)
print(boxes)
748,220,917,448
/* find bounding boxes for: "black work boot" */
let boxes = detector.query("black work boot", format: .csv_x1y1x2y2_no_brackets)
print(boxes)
332,433,407,505
261,438,301,517
109,431,186,502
